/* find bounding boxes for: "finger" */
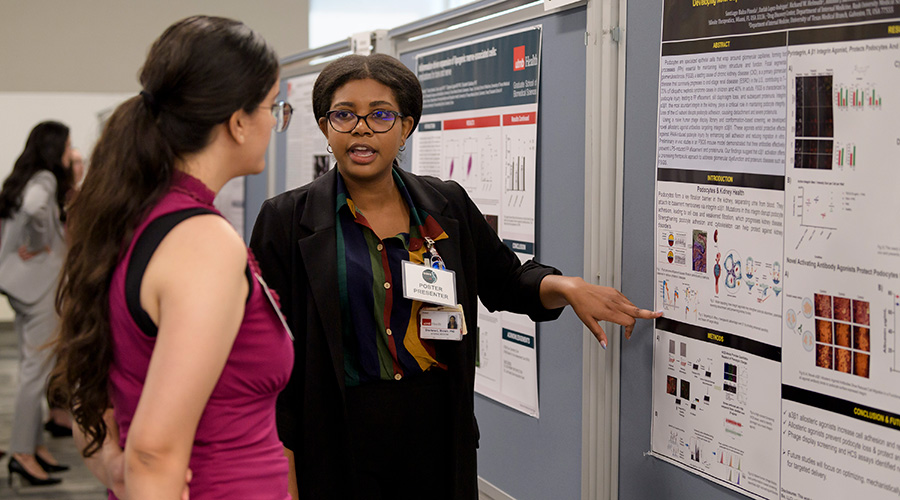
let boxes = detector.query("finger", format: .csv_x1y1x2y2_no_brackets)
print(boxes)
604,309,638,329
632,307,663,320
578,314,608,349
624,322,635,340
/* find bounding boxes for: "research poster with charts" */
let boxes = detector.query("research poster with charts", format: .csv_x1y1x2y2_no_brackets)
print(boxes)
285,72,331,190
650,1,900,499
412,26,542,417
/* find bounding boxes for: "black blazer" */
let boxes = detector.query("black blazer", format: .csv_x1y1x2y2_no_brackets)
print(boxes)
250,166,562,499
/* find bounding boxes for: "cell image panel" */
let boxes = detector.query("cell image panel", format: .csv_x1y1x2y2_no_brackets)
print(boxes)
853,326,870,352
854,352,870,378
795,75,834,138
692,230,707,273
814,293,832,318
834,322,850,348
835,348,851,374
816,343,833,369
666,376,677,396
816,319,833,344
680,380,691,400
853,300,869,326
833,297,851,322
483,214,499,234
795,139,833,170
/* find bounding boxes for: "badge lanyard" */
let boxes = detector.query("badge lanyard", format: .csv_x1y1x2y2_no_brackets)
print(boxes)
424,236,445,270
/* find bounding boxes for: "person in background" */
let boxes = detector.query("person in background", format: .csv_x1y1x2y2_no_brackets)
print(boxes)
45,147,85,438
250,53,661,500
0,120,74,486
50,16,294,499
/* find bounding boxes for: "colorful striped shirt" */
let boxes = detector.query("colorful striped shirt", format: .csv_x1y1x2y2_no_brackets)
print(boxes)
336,169,449,386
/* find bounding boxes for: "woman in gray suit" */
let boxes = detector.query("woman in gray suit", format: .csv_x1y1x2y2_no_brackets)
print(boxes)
0,121,74,486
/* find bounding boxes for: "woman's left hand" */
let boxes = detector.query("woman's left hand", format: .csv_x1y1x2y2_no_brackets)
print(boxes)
540,275,662,348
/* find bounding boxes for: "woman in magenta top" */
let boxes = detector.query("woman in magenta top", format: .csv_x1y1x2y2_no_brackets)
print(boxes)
50,16,294,499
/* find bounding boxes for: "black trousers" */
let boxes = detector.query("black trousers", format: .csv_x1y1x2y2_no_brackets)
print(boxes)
345,369,454,500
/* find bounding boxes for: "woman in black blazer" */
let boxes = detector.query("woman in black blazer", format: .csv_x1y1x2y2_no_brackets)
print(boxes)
250,54,659,500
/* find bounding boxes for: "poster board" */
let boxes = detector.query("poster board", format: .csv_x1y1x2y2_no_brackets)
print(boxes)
284,72,330,190
412,25,544,417
649,1,900,498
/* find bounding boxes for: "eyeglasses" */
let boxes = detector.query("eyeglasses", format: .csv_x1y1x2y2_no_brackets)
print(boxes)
325,110,403,133
269,101,293,133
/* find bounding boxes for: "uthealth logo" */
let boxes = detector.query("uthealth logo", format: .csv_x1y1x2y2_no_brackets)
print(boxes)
514,45,525,71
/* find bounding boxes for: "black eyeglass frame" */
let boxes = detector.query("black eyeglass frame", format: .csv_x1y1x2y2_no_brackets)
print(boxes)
324,110,404,134
269,101,293,133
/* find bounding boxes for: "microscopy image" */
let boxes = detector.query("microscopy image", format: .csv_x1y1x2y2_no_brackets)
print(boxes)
835,348,851,374
816,319,833,343
692,230,707,273
814,293,832,318
853,300,870,326
854,326,870,352
816,344,833,369
666,376,677,396
680,380,691,400
833,297,851,322
834,323,851,348
855,352,870,378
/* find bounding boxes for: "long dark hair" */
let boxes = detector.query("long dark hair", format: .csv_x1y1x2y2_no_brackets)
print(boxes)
312,54,423,134
0,121,73,220
51,15,278,457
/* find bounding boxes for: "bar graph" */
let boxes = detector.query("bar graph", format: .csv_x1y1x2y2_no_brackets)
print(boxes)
834,142,856,168
835,85,882,109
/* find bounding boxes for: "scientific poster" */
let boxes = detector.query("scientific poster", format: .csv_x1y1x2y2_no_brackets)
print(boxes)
285,72,330,190
650,1,900,498
412,26,543,417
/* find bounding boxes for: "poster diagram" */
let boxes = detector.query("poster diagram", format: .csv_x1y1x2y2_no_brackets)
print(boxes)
412,26,543,417
653,1,900,499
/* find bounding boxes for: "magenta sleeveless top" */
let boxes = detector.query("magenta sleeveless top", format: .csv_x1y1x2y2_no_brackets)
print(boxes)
108,172,293,499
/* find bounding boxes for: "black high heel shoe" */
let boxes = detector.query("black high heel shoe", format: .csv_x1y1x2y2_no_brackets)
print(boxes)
35,453,70,473
7,457,62,486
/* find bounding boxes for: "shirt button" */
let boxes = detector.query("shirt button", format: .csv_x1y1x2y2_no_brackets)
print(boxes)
384,282,391,289
394,373,402,381
377,243,384,251
386,328,393,336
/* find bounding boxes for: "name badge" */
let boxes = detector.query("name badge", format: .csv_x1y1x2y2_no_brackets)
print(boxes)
401,261,457,307
420,305,465,341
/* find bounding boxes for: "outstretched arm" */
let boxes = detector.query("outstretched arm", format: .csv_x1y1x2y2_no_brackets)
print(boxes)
539,275,662,348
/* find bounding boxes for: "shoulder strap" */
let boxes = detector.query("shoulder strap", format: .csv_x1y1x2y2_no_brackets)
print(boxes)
125,208,252,337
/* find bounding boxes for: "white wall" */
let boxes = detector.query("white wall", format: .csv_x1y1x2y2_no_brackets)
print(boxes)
0,1,309,93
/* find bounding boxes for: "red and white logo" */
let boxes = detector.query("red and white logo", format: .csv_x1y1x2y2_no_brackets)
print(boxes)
514,45,525,71
422,318,432,326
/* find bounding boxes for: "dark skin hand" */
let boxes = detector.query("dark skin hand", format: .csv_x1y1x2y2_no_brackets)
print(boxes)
539,275,662,348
